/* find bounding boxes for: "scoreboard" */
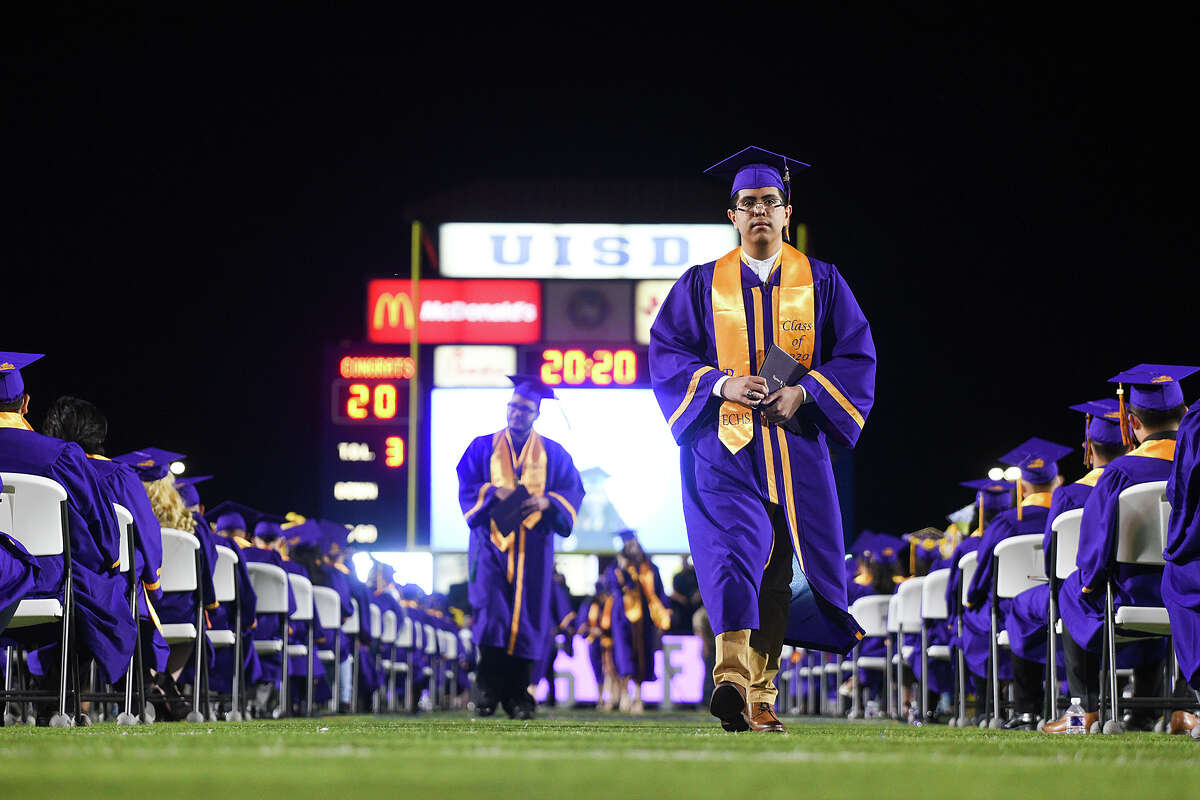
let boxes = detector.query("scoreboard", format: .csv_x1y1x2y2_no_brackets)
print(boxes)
320,345,416,546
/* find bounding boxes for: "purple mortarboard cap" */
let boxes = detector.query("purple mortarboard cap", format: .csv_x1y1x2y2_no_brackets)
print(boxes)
0,352,44,404
215,512,246,533
402,583,424,601
703,146,810,199
316,519,351,555
998,438,1073,485
960,479,1014,513
507,374,555,408
253,519,284,541
1108,364,1199,411
1068,399,1125,446
113,447,186,482
174,475,212,508
857,531,903,564
903,527,944,563
285,519,323,548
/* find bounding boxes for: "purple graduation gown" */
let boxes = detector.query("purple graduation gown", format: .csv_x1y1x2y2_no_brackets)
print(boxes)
962,497,1052,680
649,251,875,654
1006,478,1096,664
532,578,575,683
1163,409,1200,687
1059,436,1175,659
0,419,134,684
0,524,37,617
606,561,670,682
458,430,584,661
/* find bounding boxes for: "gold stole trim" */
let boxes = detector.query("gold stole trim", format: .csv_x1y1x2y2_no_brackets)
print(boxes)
635,563,671,630
1075,467,1105,488
0,412,33,431
1022,492,1054,509
1127,439,1177,461
485,429,549,655
711,245,815,454
86,453,112,461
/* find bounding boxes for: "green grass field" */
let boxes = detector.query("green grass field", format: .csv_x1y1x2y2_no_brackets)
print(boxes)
2,711,1197,798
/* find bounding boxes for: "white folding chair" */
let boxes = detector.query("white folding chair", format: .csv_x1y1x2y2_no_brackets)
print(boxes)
381,609,398,711
395,611,415,711
920,568,951,720
287,573,315,717
956,551,979,727
848,595,889,719
1046,507,1083,720
206,544,243,721
423,621,438,708
159,527,207,723
313,586,343,713
895,577,924,719
985,533,1045,728
342,597,360,713
246,561,289,717
109,503,143,725
367,603,383,712
0,473,74,727
1098,481,1179,734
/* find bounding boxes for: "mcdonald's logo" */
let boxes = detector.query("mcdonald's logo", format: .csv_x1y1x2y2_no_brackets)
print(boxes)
373,292,416,332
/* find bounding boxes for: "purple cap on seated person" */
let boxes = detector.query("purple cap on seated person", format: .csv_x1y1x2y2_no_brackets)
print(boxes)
285,519,323,549
216,512,246,534
856,531,903,564
1108,364,1199,411
0,352,45,404
998,438,1073,485
507,374,555,408
113,447,186,482
703,146,810,198
1068,399,1125,446
960,479,1014,513
174,475,212,508
253,520,283,541
317,519,351,556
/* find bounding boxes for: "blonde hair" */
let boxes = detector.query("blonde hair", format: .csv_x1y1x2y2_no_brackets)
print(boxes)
144,474,195,533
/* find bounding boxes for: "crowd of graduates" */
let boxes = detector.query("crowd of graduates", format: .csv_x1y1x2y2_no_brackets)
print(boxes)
1,354,473,725
780,364,1200,738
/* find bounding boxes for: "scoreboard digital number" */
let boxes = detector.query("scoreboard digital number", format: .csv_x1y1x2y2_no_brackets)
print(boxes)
330,354,415,424
521,346,650,387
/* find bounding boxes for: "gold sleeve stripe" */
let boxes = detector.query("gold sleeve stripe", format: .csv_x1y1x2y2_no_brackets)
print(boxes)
462,482,493,521
667,366,716,430
547,491,578,525
807,369,865,429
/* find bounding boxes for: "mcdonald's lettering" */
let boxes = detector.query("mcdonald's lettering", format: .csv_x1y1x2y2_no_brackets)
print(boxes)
366,279,542,344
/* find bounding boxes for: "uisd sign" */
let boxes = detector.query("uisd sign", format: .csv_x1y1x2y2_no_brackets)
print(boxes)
367,279,541,343
439,223,737,279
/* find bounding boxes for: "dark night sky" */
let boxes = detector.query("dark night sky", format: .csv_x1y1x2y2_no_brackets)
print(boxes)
3,6,1196,541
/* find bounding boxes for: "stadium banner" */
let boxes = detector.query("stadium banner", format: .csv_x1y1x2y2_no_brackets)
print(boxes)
367,278,541,344
634,279,677,345
439,223,737,279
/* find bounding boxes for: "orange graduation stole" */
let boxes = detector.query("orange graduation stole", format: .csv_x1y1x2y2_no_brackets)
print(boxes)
487,429,548,583
711,243,815,453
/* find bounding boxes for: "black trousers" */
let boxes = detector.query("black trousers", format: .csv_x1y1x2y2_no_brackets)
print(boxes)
0,600,17,635
1061,628,1163,714
1011,653,1044,715
476,645,533,707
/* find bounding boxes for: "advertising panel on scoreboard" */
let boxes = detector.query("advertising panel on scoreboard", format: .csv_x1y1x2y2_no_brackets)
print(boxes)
438,223,737,279
367,278,541,344
429,387,688,553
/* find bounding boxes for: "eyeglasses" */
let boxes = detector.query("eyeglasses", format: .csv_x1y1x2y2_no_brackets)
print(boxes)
507,402,538,415
734,197,786,213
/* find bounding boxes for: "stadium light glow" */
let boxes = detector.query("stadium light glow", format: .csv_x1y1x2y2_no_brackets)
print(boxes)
1003,466,1022,481
987,467,1004,481
170,461,186,475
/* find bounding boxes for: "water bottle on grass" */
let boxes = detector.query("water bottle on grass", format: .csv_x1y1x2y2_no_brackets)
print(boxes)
1066,697,1086,734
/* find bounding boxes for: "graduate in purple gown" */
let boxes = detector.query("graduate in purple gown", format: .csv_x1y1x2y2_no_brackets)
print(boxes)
456,375,584,720
846,531,901,704
1163,405,1200,699
650,147,875,734
903,528,953,711
946,479,1012,715
207,506,264,700
0,353,134,700
575,579,614,705
238,516,297,714
1056,365,1195,726
964,438,1070,729
605,531,671,713
1005,401,1129,729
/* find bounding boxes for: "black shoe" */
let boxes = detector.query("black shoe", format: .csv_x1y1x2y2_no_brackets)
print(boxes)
709,682,750,732
1002,712,1037,731
1122,711,1158,732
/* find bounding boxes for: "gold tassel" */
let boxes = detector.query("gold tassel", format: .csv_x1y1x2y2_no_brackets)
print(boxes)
1117,383,1131,446
978,493,984,534
1016,475,1024,521
1084,415,1092,469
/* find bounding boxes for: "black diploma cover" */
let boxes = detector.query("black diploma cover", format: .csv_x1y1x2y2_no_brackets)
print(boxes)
757,344,807,435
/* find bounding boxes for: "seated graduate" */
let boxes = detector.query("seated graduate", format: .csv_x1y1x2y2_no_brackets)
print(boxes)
0,475,38,635
291,520,354,710
1057,364,1196,731
1163,404,1200,735
946,479,1013,716
116,448,219,718
575,578,615,710
844,531,903,712
243,515,298,715
903,527,954,721
0,353,132,713
963,438,1070,730
179,483,262,708
604,530,671,715
40,397,170,680
1004,400,1128,732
